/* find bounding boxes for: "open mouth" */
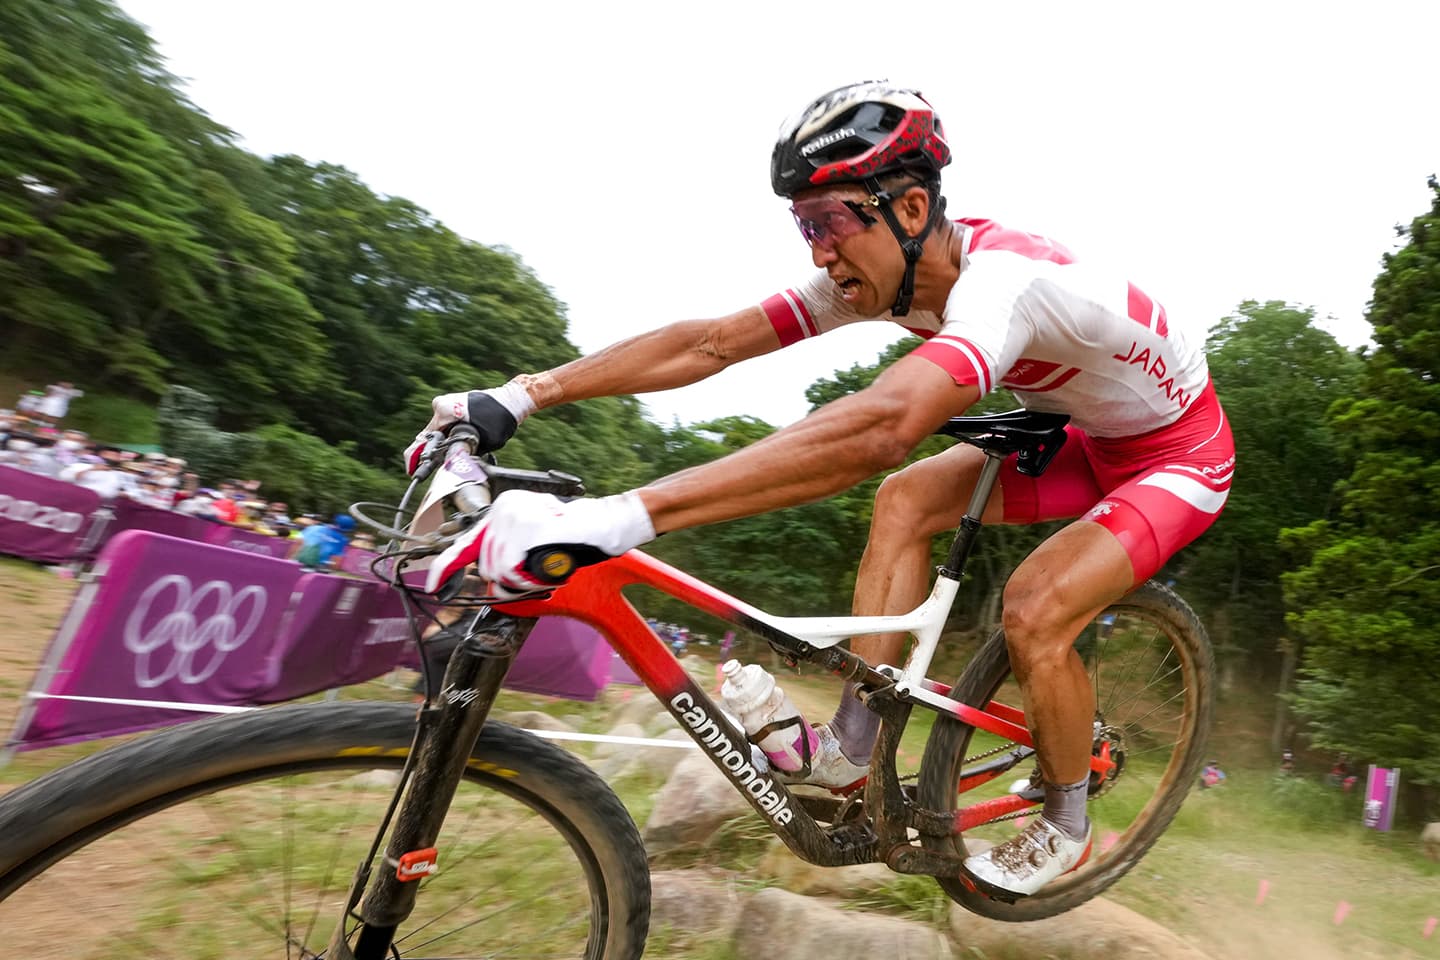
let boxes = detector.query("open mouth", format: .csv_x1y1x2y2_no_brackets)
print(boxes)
835,276,862,300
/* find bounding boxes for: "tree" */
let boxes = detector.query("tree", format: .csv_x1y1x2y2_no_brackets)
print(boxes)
1168,302,1360,706
1282,177,1440,815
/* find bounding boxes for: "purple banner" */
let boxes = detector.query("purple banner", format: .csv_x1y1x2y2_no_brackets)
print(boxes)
15,531,302,749
261,575,412,702
506,617,615,702
0,466,101,563
107,497,215,541
333,546,380,577
8,533,637,753
201,523,295,559
1362,765,1400,831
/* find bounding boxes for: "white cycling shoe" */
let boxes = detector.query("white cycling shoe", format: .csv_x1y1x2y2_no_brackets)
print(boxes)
773,723,869,792
962,817,1092,900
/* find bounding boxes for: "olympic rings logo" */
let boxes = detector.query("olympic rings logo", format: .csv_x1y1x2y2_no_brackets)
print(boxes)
121,575,268,688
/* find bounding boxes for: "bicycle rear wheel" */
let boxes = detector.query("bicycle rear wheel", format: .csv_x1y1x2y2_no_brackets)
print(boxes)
0,701,650,958
918,580,1213,921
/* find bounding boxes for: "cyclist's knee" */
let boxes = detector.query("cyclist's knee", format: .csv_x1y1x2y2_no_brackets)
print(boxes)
871,456,976,539
1001,571,1079,661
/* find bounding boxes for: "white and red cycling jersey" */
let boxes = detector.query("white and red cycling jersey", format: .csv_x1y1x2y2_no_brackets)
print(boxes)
759,218,1234,583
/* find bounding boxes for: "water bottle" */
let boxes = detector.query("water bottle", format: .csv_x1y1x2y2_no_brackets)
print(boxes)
719,659,819,772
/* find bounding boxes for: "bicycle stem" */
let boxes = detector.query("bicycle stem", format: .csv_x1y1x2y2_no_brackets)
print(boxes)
328,611,535,959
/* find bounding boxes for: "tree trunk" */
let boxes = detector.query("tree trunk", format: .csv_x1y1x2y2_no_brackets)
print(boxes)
1271,637,1299,754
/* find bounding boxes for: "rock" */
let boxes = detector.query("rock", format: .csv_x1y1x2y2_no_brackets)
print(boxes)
496,710,573,733
679,654,715,683
609,691,669,730
649,868,750,937
594,728,695,781
949,896,1215,959
755,839,898,895
736,887,953,959
1423,822,1440,862
592,722,646,760
346,769,402,789
643,751,755,854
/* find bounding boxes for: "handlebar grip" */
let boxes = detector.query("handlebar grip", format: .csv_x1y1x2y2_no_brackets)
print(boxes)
522,543,612,585
445,422,482,449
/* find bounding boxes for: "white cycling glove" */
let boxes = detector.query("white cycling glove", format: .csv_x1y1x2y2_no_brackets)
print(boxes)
424,489,657,597
404,381,537,476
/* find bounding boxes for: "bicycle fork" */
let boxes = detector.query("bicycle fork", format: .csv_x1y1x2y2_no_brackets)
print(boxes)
326,611,536,960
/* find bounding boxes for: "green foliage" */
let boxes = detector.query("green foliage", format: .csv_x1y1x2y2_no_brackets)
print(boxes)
238,424,407,516
154,385,258,481
1282,178,1440,797
1171,301,1360,666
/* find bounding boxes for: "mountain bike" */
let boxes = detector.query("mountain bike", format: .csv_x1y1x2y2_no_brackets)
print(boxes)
0,410,1214,959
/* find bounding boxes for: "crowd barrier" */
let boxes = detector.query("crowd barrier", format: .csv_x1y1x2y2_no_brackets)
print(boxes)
0,466,102,563
0,466,295,564
3,529,630,757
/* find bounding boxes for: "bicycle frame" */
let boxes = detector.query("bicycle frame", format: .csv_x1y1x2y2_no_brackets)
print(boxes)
334,429,1115,955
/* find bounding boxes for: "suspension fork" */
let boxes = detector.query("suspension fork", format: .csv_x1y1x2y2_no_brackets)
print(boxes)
327,610,537,959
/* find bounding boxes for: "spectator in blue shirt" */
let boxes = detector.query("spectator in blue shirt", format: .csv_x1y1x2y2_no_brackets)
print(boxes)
292,513,355,571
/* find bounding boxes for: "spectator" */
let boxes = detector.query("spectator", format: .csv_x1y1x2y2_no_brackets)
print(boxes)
291,513,355,571
210,482,240,523
37,381,83,428
1200,760,1226,789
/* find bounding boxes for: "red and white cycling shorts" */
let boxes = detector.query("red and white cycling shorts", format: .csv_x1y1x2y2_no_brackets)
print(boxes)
999,380,1235,585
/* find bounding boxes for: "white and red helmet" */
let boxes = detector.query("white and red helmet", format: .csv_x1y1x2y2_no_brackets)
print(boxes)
771,82,951,197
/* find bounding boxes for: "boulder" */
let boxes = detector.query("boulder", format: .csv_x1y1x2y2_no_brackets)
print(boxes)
1422,821,1440,862
591,722,646,760
594,728,695,781
649,868,750,937
643,750,755,854
736,886,953,959
755,839,898,895
949,896,1215,959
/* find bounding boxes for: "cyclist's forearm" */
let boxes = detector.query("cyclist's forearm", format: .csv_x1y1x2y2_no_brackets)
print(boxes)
522,313,773,410
636,393,910,533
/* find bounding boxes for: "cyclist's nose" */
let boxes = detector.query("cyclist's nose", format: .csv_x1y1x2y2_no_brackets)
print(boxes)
810,241,839,268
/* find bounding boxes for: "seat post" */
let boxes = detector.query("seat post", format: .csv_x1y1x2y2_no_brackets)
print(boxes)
938,451,1005,581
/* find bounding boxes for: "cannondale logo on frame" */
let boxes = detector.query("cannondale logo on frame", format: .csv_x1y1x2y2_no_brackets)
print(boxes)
122,575,268,688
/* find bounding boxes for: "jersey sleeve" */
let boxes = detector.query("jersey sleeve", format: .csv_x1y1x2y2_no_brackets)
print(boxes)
909,253,1033,397
759,270,874,346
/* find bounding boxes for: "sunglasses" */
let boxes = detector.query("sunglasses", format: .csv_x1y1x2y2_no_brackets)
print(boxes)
788,182,921,251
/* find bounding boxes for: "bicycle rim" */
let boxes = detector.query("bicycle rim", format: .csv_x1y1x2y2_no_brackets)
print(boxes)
918,581,1214,921
0,702,649,959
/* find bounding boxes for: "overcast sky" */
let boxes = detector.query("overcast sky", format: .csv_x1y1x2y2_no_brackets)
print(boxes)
119,0,1439,427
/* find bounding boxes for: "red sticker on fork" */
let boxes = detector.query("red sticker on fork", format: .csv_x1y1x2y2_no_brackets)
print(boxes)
396,848,438,881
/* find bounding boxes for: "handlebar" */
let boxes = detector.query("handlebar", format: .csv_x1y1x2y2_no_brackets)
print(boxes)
435,423,605,590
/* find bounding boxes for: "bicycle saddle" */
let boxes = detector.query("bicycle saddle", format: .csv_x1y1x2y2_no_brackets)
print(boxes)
934,409,1071,477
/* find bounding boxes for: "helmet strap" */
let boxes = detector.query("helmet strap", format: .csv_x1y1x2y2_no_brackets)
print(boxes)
866,177,946,316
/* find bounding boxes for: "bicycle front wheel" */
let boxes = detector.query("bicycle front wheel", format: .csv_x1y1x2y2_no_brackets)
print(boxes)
918,580,1214,921
0,701,650,959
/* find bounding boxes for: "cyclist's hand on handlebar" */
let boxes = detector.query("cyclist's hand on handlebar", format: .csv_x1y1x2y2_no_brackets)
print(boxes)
404,381,537,476
423,489,656,597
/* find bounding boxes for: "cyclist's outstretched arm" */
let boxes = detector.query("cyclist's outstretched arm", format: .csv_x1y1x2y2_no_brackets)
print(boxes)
639,356,980,533
523,306,784,410
405,307,786,472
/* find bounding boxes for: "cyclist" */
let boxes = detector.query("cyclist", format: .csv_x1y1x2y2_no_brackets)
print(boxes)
406,81,1235,898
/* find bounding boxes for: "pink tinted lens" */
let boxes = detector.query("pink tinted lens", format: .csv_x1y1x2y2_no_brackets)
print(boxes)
789,199,868,250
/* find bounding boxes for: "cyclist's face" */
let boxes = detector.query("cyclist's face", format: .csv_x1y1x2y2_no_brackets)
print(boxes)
790,185,907,314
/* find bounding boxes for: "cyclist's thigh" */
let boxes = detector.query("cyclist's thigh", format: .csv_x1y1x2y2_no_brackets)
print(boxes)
1076,397,1235,585
998,425,1105,524
880,440,1002,528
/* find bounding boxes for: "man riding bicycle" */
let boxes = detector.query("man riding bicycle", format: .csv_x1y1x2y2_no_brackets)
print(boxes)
406,81,1235,899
